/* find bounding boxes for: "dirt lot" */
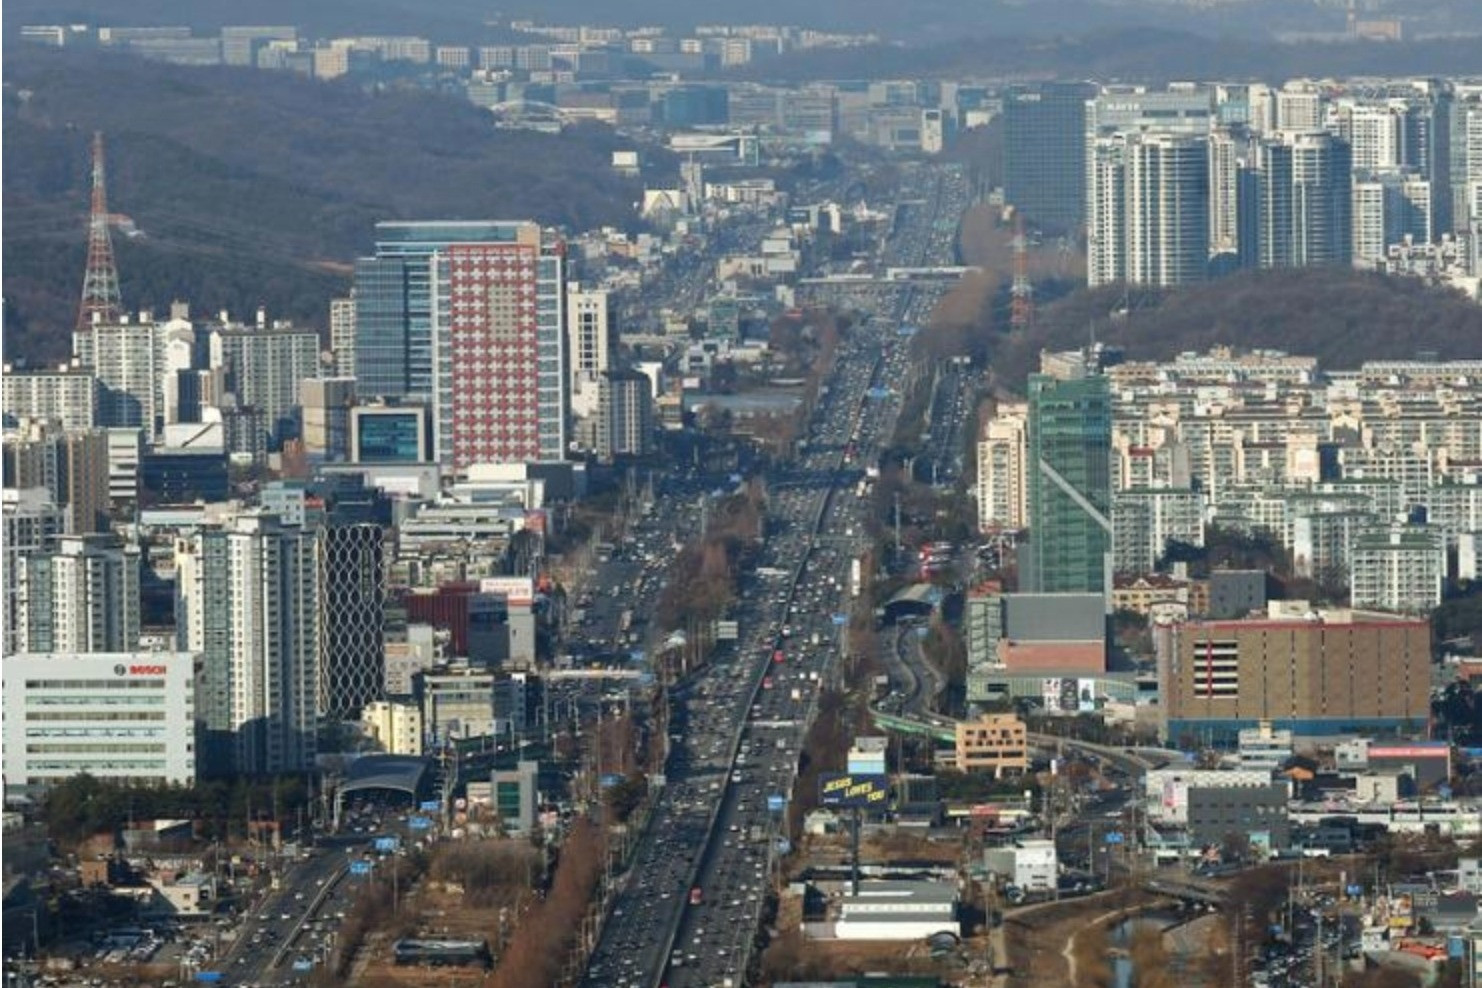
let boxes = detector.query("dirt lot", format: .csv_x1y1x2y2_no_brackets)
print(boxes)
1000,889,1160,988
346,839,539,988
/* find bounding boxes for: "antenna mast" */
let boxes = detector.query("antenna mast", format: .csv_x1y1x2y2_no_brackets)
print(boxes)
1010,210,1034,331
77,132,123,332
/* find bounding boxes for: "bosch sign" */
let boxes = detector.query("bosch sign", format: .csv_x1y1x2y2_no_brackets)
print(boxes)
115,664,168,676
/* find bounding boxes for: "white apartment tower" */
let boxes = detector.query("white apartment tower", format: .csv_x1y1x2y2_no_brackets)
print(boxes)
1126,132,1211,286
566,283,613,425
176,512,319,775
330,295,357,379
976,403,1029,531
13,534,140,655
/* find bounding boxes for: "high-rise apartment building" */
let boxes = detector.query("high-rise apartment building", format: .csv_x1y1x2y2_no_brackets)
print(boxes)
3,423,112,534
976,402,1028,531
317,523,386,720
330,295,357,379
299,377,356,462
1002,82,1094,231
567,283,613,423
176,512,319,775
1,365,98,434
209,320,321,446
13,534,140,654
596,369,654,461
1348,525,1444,614
1352,171,1432,266
1208,127,1247,261
1257,131,1354,268
2,488,65,655
1090,131,1210,286
353,221,568,467
1023,369,1113,596
72,313,195,443
1126,132,1211,286
1086,86,1214,282
1448,92,1482,235
1112,488,1204,575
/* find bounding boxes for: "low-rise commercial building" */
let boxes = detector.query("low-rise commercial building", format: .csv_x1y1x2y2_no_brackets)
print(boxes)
362,699,424,755
953,714,1028,776
1159,606,1430,745
984,838,1058,893
832,880,960,941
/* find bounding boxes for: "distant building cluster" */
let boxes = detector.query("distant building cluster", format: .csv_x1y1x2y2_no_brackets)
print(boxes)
1003,79,1482,296
0,212,680,792
0,77,882,799
967,345,1482,743
979,346,1482,616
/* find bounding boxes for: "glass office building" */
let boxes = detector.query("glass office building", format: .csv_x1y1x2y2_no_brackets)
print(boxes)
1023,370,1113,596
353,221,567,466
1003,82,1095,232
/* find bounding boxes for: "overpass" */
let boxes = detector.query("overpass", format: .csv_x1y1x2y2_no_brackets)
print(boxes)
1144,876,1227,906
869,708,957,742
547,669,647,681
800,266,979,287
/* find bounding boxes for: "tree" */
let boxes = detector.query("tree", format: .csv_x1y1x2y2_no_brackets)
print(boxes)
1073,922,1115,988
1129,924,1176,988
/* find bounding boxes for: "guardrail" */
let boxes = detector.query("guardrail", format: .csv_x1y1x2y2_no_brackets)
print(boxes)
272,862,348,971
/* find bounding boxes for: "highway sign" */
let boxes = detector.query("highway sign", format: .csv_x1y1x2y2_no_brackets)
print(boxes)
419,800,440,812
1103,831,1125,845
408,816,432,831
194,973,224,983
374,836,400,853
819,772,890,808
831,613,849,626
767,794,787,813
349,861,372,876
292,959,314,972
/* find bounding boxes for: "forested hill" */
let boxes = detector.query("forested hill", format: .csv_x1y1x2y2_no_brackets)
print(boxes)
2,46,645,365
990,268,1482,389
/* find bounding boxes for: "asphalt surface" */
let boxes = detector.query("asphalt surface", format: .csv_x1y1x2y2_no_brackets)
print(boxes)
581,161,972,988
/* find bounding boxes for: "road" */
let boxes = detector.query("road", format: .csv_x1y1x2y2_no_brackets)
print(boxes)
577,161,971,988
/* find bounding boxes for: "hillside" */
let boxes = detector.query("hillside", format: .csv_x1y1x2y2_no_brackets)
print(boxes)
989,268,1482,391
2,46,646,364
736,28,1482,83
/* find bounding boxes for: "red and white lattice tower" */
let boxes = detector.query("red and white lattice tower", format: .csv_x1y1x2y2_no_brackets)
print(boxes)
1009,210,1034,331
76,131,123,332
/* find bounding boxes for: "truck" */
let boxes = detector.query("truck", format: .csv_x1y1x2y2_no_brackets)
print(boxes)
619,609,634,634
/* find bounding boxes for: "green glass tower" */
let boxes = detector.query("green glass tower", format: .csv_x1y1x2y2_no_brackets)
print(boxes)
1024,371,1112,595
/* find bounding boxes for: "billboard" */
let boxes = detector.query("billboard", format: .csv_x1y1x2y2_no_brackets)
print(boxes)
819,773,890,808
479,576,534,606
1368,744,1450,759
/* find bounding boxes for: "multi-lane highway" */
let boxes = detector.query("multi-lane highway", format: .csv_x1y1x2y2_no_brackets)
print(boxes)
581,161,970,988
